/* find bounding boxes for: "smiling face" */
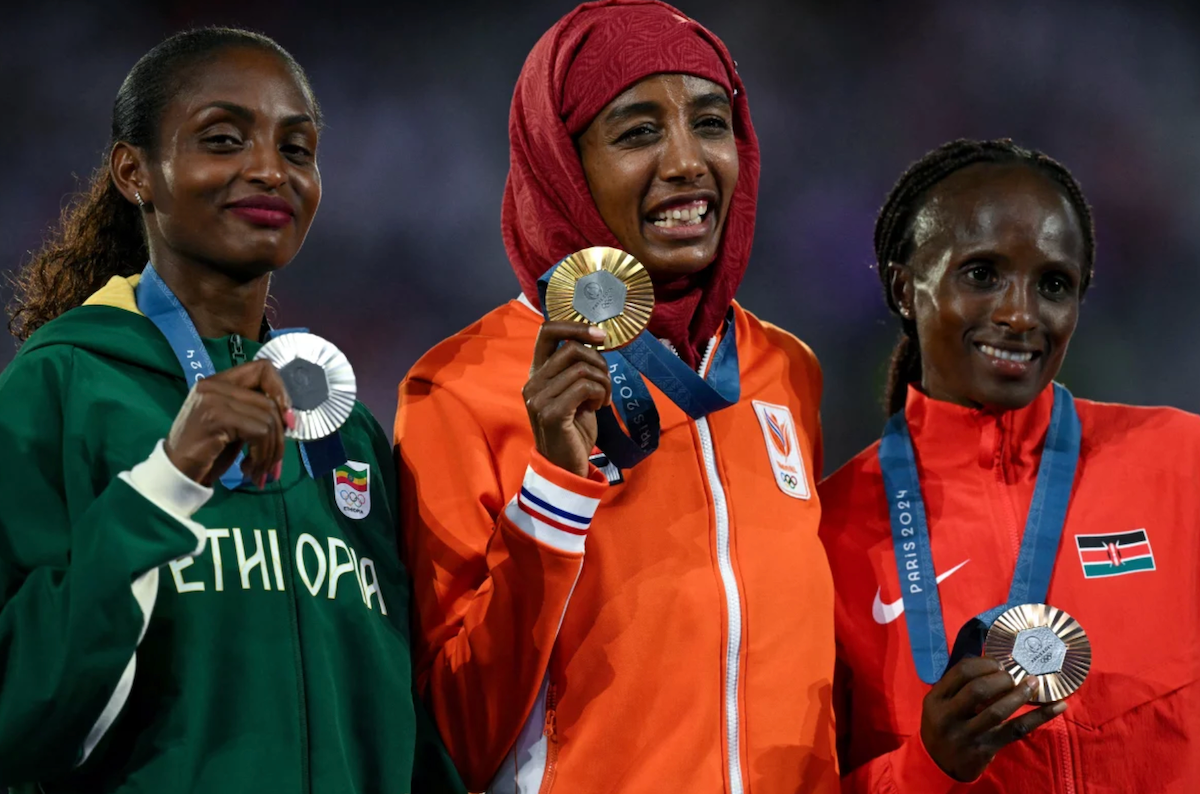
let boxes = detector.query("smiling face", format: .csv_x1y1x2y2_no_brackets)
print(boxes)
891,163,1086,410
135,47,321,280
576,73,739,283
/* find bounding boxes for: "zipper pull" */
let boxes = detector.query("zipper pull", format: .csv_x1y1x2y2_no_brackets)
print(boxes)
229,334,246,366
543,683,558,741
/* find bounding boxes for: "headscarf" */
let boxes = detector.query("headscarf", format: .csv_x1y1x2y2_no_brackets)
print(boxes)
502,0,760,366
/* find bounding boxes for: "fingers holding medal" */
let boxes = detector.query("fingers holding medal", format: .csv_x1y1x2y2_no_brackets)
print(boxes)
525,322,611,478
166,332,356,489
166,360,295,489
526,247,653,476
921,655,1068,782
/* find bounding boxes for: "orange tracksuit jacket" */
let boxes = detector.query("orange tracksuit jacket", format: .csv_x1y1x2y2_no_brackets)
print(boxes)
395,297,838,794
818,385,1200,794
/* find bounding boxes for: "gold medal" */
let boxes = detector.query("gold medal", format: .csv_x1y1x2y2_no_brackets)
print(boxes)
985,603,1092,702
543,247,654,350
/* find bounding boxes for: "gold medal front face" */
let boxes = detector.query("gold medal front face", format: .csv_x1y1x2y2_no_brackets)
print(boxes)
985,603,1091,702
543,247,654,350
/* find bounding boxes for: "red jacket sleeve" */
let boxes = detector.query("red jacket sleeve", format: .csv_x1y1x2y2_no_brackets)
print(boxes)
395,377,606,791
841,735,970,794
835,642,966,794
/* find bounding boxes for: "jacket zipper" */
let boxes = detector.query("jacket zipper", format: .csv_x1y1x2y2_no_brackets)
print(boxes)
647,337,744,793
229,334,246,367
993,418,1021,559
273,469,312,791
994,415,1075,793
1052,718,1075,794
697,417,745,794
539,683,559,793
693,336,744,794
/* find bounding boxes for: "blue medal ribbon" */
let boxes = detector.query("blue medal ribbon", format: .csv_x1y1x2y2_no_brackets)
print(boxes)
536,260,740,468
135,263,344,488
878,383,1081,684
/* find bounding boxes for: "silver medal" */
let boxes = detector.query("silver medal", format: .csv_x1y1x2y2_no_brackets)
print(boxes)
255,333,356,442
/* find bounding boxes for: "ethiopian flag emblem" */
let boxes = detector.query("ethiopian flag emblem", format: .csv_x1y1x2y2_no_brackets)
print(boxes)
333,461,370,519
1075,529,1155,578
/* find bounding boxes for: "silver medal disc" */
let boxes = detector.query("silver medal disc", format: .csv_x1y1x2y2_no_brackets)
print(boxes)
254,333,356,442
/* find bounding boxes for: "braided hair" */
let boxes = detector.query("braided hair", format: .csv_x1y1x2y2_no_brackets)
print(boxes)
8,27,319,342
874,138,1096,415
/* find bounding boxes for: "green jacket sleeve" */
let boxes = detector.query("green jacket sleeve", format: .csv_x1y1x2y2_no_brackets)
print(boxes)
0,347,202,785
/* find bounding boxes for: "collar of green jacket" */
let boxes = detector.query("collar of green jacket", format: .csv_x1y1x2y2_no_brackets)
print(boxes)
19,274,261,376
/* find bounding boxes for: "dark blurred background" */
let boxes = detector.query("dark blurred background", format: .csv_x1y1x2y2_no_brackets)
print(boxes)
4,0,1198,474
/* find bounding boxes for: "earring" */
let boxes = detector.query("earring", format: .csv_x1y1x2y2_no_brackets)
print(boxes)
899,305,913,319
135,191,145,207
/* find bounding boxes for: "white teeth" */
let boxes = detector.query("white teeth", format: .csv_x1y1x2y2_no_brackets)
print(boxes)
651,200,709,225
980,344,1034,363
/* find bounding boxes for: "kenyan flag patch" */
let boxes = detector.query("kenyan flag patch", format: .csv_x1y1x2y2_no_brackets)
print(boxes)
1075,529,1155,579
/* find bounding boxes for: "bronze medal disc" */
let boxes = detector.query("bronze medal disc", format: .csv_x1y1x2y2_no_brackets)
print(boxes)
543,247,655,350
984,603,1092,702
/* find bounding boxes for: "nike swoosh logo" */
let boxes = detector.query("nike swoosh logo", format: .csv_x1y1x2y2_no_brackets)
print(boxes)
871,559,971,625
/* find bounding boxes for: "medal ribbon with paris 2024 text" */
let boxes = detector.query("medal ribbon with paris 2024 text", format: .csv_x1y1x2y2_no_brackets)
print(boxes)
877,382,1081,684
135,263,346,489
537,259,741,468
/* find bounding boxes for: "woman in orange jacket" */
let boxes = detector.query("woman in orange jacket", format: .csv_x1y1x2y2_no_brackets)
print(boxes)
394,2,837,792
819,138,1200,793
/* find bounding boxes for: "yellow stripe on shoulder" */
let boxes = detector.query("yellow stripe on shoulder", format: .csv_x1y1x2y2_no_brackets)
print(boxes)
82,274,143,315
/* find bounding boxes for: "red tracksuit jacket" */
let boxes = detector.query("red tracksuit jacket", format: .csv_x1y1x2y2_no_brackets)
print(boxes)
819,384,1200,793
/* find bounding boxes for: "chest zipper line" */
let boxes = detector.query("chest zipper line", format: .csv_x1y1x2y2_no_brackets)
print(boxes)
658,336,744,793
993,419,1022,560
274,466,312,792
229,334,246,367
540,682,559,793
994,417,1075,793
697,417,745,794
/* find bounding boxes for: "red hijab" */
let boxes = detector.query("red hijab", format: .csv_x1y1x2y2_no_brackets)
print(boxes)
502,0,761,366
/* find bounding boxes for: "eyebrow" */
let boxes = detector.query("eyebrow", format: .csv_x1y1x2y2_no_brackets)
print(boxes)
196,101,314,127
604,92,731,126
604,100,660,126
691,92,731,111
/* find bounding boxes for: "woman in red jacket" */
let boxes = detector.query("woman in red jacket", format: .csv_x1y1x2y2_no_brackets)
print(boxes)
819,138,1200,793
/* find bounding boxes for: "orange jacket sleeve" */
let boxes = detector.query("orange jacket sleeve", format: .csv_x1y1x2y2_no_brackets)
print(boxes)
395,377,607,790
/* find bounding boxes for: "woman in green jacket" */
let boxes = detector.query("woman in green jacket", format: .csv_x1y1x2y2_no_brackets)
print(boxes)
0,27,458,793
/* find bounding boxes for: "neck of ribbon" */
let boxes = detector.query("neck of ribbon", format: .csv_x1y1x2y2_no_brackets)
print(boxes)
537,260,741,468
135,262,345,487
877,382,1081,684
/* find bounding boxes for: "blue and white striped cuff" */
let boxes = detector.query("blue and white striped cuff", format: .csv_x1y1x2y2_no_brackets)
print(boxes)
504,463,603,554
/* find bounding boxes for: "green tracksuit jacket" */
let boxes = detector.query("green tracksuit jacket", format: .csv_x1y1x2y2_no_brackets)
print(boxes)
0,276,461,793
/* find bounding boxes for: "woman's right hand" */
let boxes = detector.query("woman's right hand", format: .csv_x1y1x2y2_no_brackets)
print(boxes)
523,321,612,477
920,656,1067,782
165,360,295,488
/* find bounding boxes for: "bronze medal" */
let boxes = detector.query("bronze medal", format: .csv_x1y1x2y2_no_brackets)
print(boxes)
985,603,1092,702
